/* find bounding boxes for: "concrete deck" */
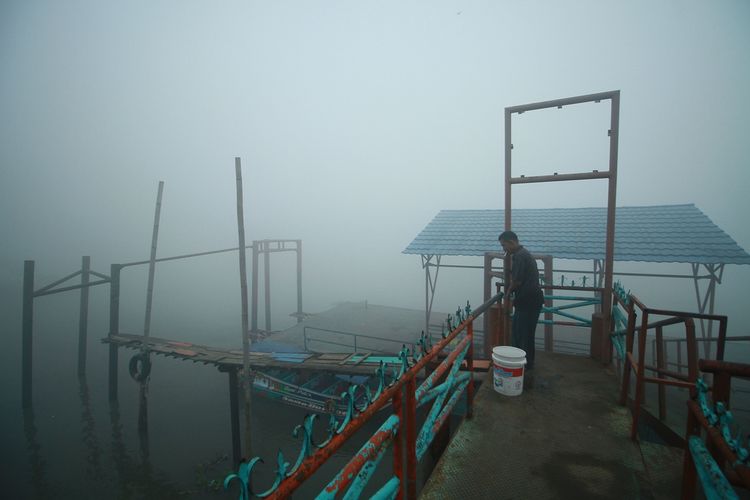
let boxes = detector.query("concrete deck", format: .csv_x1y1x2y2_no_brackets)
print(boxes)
420,351,683,499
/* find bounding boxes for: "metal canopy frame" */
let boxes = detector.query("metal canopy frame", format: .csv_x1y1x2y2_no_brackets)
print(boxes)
421,255,441,336
420,254,729,358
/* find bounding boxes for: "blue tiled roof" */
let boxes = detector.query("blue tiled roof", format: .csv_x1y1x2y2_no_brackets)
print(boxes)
403,204,750,264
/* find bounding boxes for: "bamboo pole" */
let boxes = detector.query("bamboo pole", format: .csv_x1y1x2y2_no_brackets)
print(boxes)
143,181,164,337
235,157,252,457
139,180,163,436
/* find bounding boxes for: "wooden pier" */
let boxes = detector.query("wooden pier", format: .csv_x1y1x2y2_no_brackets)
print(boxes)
103,333,402,375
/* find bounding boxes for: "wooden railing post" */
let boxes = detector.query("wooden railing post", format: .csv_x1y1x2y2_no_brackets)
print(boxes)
392,385,404,500
405,377,417,499
655,326,666,421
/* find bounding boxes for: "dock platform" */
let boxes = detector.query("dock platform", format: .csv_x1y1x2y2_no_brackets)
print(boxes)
103,333,401,375
420,350,683,499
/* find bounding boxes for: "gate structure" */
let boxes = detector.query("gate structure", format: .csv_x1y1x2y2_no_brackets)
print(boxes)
504,90,620,362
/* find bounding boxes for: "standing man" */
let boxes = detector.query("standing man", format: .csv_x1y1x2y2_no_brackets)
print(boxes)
499,231,544,370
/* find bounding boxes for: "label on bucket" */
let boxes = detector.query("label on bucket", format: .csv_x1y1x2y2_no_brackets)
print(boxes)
493,363,524,396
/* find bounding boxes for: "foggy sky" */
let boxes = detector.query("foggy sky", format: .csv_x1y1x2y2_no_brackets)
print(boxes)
2,1,749,336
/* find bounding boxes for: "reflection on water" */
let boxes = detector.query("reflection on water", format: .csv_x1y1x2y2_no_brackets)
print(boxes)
108,400,181,499
10,351,398,498
137,378,150,465
78,375,103,481
22,406,49,499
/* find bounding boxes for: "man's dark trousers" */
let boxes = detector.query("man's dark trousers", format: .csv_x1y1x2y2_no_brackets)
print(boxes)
511,304,542,370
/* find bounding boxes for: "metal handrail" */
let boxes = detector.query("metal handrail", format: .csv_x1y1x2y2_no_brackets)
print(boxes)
223,292,503,499
303,326,417,355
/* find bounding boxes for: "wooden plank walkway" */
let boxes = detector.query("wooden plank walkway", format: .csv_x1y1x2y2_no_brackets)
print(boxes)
103,333,401,375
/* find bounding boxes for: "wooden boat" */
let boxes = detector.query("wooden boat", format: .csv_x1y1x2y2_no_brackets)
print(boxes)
252,369,374,417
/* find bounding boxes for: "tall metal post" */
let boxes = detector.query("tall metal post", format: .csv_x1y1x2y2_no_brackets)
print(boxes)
503,107,513,334
22,260,35,408
143,180,164,337
296,240,303,323
235,157,252,457
77,256,91,375
504,108,512,231
424,258,430,337
601,91,620,363
108,264,121,401
264,240,271,333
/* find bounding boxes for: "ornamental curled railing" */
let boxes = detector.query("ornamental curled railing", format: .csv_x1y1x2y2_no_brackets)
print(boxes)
224,293,503,499
683,360,750,499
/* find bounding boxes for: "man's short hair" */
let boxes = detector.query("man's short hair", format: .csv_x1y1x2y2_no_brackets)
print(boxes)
498,230,518,242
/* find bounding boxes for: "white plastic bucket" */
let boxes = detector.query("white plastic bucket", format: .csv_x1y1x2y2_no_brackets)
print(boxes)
492,346,527,396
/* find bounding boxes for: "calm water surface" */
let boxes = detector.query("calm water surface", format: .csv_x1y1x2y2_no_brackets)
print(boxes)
0,297,398,499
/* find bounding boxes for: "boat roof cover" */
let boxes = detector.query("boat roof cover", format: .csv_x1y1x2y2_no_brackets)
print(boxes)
403,204,750,264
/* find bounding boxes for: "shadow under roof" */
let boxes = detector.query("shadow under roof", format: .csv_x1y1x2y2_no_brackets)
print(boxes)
403,204,750,265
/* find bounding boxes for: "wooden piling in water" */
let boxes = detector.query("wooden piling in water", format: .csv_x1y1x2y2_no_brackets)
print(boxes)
226,367,242,465
108,264,121,401
22,260,35,408
234,157,252,457
77,256,90,375
139,180,164,436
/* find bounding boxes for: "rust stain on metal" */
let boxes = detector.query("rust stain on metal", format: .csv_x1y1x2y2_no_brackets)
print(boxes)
324,428,394,494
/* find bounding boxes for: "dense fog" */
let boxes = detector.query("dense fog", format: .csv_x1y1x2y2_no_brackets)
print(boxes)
2,0,749,344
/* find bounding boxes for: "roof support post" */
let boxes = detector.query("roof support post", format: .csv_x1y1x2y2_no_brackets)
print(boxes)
691,263,724,359
423,255,441,338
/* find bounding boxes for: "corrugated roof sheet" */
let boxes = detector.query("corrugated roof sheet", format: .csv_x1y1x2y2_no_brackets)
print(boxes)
403,204,750,264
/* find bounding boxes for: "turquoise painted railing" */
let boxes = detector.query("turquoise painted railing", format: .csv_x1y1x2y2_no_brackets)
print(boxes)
224,293,502,499
684,362,750,497
610,281,632,361
537,275,602,329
